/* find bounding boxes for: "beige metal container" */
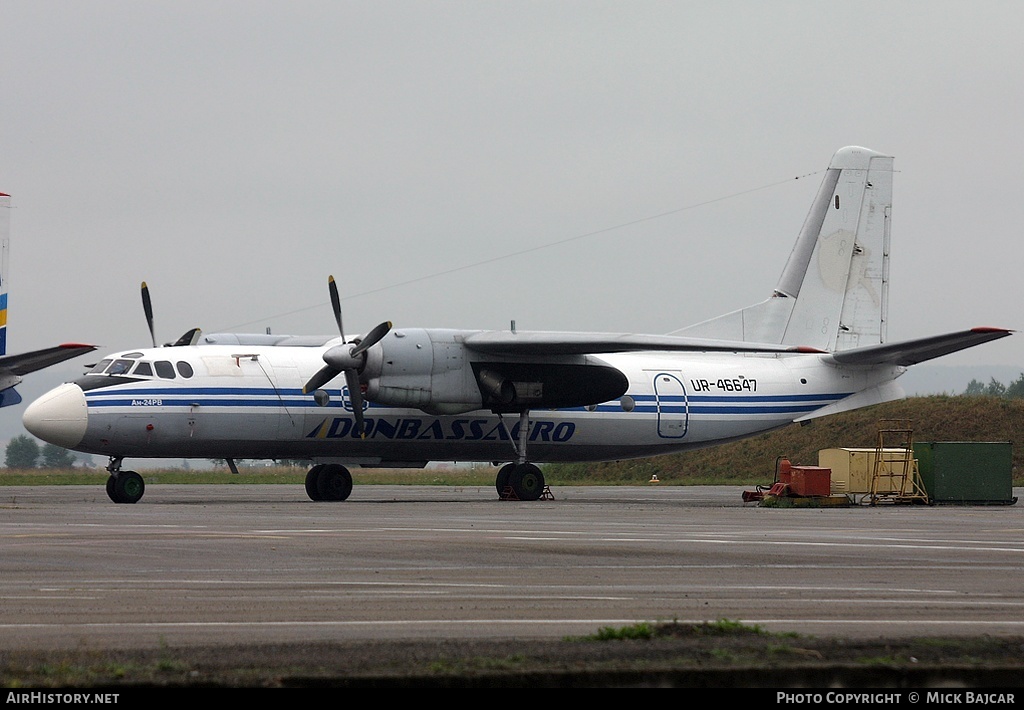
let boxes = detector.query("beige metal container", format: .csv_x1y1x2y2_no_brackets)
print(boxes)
818,448,915,495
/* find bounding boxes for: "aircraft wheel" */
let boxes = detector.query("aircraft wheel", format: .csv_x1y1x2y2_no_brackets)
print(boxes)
105,475,117,502
111,471,145,504
495,463,515,496
316,464,353,502
509,463,545,502
304,464,325,501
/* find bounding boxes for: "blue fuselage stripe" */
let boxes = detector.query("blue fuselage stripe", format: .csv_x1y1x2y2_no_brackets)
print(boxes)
85,389,850,416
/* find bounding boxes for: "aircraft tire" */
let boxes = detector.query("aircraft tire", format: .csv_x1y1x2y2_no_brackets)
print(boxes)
509,463,544,502
305,464,325,501
111,471,145,504
105,476,117,502
495,463,515,496
316,464,353,502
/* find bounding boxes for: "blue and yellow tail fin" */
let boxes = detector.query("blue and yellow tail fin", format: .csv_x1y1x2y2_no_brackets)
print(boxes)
0,193,94,408
0,192,9,357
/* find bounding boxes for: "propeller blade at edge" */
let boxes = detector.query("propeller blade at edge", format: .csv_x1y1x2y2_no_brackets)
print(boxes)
344,369,366,438
141,282,156,348
303,365,341,394
328,275,345,342
172,328,202,347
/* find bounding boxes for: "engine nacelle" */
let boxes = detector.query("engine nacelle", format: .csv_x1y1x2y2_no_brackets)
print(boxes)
363,329,483,413
361,328,628,414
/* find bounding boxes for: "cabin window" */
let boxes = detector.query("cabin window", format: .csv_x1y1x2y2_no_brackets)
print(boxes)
176,361,194,378
89,359,112,374
155,361,176,379
133,361,153,377
107,359,135,376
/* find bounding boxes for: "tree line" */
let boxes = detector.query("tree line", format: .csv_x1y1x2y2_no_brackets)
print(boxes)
963,374,1024,398
4,434,77,469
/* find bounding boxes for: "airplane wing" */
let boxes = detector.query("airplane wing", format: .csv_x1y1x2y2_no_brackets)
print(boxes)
462,331,822,356
824,327,1012,367
0,343,97,376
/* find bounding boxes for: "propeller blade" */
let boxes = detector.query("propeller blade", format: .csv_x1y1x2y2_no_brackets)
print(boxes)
172,328,202,347
141,282,157,348
328,275,345,342
345,369,366,438
302,364,341,394
351,321,392,357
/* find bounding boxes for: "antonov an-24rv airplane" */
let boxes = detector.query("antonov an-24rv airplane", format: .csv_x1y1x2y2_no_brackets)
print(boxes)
23,147,1011,504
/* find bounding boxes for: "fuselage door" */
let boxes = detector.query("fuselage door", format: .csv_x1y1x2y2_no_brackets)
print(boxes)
265,357,303,440
222,353,288,442
652,371,688,439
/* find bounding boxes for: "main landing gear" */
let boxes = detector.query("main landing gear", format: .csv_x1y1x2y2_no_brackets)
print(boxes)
300,409,550,503
105,458,145,504
305,463,353,502
494,409,548,502
495,461,546,501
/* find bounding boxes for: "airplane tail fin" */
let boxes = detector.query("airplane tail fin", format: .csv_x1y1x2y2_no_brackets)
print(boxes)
0,192,9,357
675,146,894,352
0,193,95,409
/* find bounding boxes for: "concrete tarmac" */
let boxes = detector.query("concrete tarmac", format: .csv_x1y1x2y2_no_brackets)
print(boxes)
0,484,1021,651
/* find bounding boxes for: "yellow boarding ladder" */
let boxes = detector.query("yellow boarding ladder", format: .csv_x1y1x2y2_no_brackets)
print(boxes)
866,419,929,505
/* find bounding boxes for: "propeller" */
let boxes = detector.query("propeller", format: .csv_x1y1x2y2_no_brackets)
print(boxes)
329,275,345,341
141,282,201,347
141,281,157,348
303,275,392,437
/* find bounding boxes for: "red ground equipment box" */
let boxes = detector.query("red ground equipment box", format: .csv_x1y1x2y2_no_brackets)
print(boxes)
788,466,831,497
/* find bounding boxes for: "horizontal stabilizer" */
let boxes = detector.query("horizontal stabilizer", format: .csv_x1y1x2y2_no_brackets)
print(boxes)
825,328,1011,367
0,343,97,376
0,343,96,408
794,380,905,422
464,331,823,356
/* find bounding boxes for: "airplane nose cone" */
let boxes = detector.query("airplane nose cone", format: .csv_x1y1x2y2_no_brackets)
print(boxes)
23,383,88,449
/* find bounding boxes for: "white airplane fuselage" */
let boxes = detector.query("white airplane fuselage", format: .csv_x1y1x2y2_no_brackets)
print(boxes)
33,339,898,465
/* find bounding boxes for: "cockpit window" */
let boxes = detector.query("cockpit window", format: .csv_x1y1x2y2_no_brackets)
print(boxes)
154,361,176,379
176,361,194,378
107,359,135,376
89,359,112,374
133,361,153,377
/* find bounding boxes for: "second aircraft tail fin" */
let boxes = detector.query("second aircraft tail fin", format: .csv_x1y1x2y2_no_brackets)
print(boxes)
0,193,95,408
0,192,9,357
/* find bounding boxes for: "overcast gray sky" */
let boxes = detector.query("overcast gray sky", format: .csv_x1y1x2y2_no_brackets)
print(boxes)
1,1,1021,419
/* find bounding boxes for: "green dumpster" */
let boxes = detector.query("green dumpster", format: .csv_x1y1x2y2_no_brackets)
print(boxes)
914,442,1017,505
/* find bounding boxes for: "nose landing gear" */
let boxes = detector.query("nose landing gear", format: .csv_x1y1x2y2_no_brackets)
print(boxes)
105,458,145,504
